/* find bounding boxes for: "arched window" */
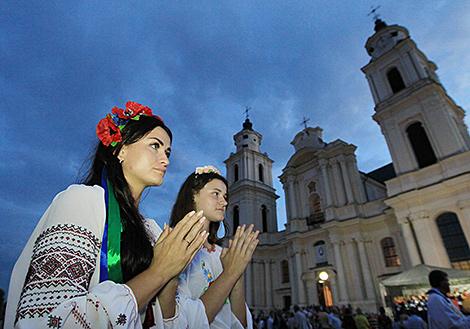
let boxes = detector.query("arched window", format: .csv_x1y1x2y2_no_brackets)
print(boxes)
406,122,437,168
261,205,268,232
233,206,239,235
308,181,324,224
234,164,239,182
281,260,289,283
381,237,401,267
258,164,264,182
437,212,470,270
387,67,406,93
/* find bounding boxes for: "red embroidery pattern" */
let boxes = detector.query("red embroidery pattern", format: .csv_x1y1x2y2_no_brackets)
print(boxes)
47,314,62,328
15,224,101,322
71,302,92,329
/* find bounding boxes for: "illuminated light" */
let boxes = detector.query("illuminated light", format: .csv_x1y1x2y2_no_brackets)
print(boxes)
319,271,329,281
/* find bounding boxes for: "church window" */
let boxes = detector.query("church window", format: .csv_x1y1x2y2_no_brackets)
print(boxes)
381,237,401,267
261,205,268,232
437,212,470,270
387,67,406,93
243,134,248,139
308,181,324,224
391,31,398,37
259,164,264,182
281,260,289,283
242,144,248,148
406,122,437,168
234,164,239,182
233,206,239,234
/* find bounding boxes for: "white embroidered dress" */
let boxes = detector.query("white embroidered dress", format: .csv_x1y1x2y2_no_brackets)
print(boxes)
176,244,253,329
6,185,208,329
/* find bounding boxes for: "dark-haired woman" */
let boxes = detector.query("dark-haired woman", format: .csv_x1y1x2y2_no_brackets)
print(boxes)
167,166,259,328
6,102,208,328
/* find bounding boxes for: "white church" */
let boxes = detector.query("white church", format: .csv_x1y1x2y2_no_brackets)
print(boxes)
223,19,470,311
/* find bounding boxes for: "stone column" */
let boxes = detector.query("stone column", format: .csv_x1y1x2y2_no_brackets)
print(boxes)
294,252,307,305
398,217,422,266
330,277,339,305
288,179,298,219
345,239,364,301
356,238,375,300
411,213,450,267
348,156,367,203
246,261,253,306
307,278,319,305
288,255,298,304
319,159,333,207
264,260,273,307
283,184,291,221
331,159,346,206
338,156,355,204
332,241,348,302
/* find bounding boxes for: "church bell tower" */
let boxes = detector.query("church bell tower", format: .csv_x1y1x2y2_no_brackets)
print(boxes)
224,117,279,235
361,19,470,182
362,19,470,269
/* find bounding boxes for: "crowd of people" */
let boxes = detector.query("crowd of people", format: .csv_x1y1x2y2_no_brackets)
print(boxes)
250,271,470,329
251,305,396,329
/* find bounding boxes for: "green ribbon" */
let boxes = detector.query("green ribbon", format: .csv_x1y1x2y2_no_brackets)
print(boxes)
107,179,123,283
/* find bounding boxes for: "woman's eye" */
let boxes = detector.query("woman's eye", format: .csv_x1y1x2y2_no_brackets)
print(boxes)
151,143,160,150
165,150,171,158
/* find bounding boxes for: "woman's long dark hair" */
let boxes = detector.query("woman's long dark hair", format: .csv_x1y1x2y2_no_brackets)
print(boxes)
83,115,172,282
169,172,228,246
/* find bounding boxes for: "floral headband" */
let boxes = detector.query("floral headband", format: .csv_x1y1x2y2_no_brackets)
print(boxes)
96,101,163,147
195,165,221,176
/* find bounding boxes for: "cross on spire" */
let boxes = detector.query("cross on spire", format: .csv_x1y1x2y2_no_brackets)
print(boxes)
301,116,310,130
367,5,381,21
244,106,251,120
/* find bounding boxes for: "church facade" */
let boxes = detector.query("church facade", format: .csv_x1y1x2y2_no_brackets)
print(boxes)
224,20,470,312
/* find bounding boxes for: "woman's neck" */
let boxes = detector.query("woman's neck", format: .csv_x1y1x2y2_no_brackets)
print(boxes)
203,220,212,249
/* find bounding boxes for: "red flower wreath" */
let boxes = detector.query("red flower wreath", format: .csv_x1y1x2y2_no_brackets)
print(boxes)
96,114,122,147
112,101,154,120
97,101,164,147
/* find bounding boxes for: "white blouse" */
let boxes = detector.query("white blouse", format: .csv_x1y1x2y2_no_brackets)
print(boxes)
176,244,253,329
6,184,207,328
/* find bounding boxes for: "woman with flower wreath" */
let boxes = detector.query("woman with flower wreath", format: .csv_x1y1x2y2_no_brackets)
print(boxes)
6,101,209,328
167,166,259,328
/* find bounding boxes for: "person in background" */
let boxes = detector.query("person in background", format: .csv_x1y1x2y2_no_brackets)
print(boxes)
426,270,470,328
294,305,312,329
405,308,427,329
354,308,371,329
378,307,393,329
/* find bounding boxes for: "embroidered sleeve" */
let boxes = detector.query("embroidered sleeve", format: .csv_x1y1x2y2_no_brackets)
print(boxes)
11,185,140,328
14,223,140,328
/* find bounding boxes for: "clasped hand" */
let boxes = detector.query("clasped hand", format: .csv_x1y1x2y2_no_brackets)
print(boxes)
221,224,259,280
151,210,208,279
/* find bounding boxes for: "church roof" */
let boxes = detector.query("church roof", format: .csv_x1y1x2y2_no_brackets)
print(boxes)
365,163,396,184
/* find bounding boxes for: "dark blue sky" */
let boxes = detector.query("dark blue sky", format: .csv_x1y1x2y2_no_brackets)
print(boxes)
1,1,469,294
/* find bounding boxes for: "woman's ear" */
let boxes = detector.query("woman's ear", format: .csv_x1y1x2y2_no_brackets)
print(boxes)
117,145,127,163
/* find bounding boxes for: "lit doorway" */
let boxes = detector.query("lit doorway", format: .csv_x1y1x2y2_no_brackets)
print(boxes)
317,271,333,308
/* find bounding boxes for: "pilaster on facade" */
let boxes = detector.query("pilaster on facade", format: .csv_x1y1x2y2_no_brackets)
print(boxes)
330,238,349,303
354,236,376,301
408,212,450,268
